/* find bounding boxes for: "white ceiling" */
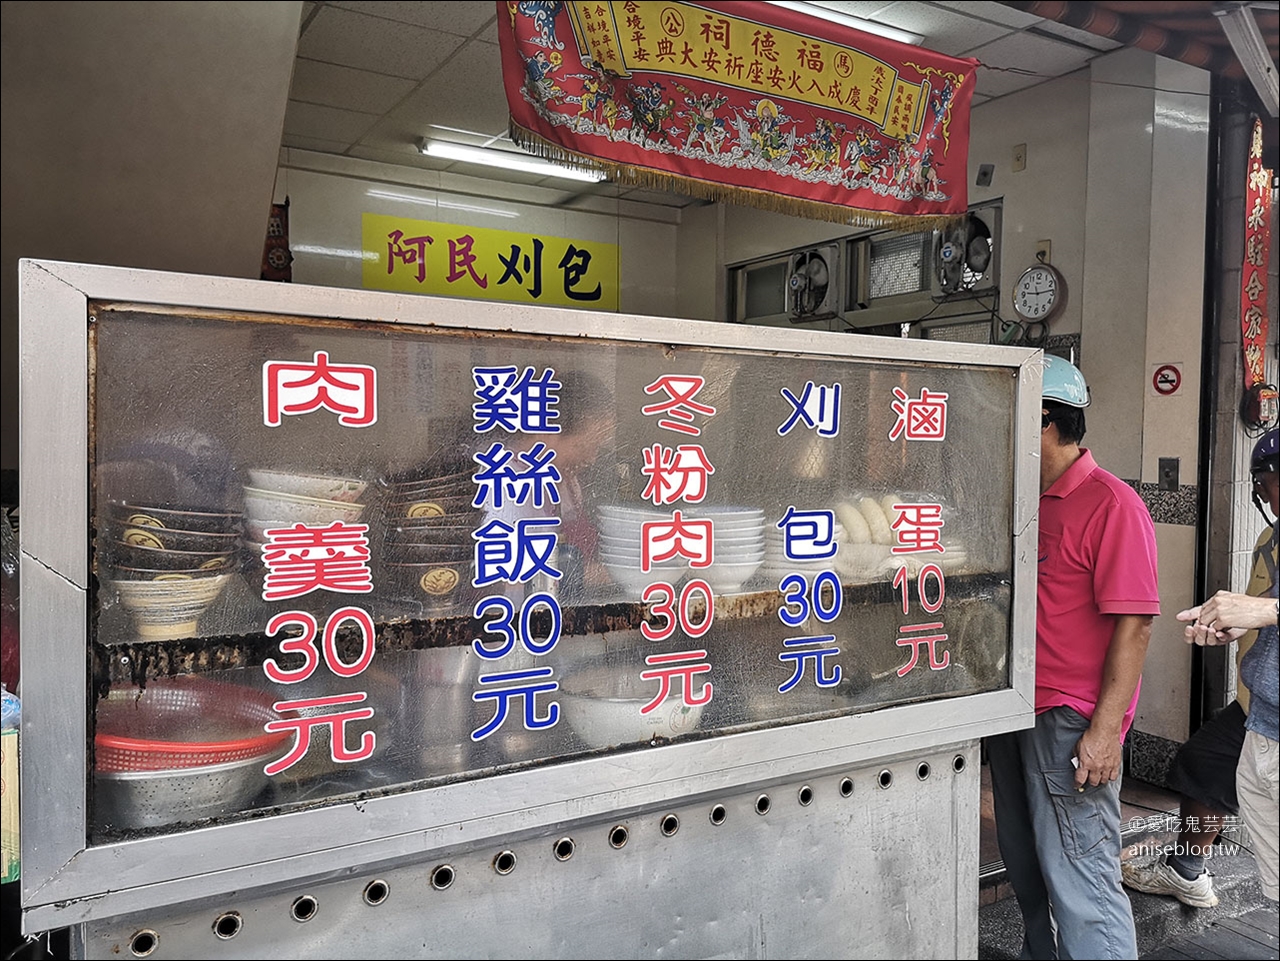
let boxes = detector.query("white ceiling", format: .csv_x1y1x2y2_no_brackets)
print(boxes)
285,1,1121,203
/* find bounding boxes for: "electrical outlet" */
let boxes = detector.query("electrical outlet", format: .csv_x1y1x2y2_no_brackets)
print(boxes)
1012,143,1027,172
1035,240,1051,263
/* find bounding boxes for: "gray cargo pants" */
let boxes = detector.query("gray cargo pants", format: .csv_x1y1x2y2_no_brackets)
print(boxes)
987,706,1137,960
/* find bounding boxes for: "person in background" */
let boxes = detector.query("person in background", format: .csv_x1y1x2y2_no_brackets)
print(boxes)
1123,429,1277,907
988,354,1159,960
1178,442,1280,903
478,369,615,605
546,370,616,601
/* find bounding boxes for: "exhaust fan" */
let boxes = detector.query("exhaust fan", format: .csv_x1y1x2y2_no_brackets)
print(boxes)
931,208,999,299
788,245,841,319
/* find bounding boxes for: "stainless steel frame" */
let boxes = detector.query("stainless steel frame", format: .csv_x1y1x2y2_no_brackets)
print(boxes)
18,259,1041,932
79,742,984,960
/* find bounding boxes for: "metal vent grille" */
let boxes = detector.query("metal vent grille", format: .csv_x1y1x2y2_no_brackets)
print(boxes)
922,320,992,345
868,233,929,299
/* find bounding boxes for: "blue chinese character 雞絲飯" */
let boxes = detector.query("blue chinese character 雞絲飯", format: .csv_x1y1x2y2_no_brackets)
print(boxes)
473,365,562,433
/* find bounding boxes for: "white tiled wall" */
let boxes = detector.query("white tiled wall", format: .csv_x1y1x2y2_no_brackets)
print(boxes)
1136,524,1197,741
1140,57,1211,483
1082,49,1158,483
1076,50,1210,741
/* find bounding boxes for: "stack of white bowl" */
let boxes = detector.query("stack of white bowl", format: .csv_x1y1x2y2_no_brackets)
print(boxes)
597,506,685,594
698,507,766,593
596,505,766,595
242,470,369,583
762,519,847,583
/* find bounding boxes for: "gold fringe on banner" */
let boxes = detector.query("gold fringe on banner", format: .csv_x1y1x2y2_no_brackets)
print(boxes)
511,121,965,233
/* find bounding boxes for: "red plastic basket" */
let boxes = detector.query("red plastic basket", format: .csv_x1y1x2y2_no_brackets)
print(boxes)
95,676,289,773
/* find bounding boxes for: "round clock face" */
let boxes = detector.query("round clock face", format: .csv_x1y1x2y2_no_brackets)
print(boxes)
1013,264,1063,322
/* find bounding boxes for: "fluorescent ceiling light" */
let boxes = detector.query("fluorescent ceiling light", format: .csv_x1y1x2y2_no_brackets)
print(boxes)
768,1,924,46
420,139,606,183
439,198,521,219
291,244,376,261
1214,3,1278,118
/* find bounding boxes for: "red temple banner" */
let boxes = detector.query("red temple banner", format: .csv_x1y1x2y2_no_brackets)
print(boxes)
497,1,978,228
1242,118,1271,390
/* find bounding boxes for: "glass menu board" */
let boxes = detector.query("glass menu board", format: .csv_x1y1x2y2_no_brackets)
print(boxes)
88,305,1014,841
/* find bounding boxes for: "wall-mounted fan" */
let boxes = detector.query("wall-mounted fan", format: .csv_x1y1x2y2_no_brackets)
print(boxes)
931,210,998,299
788,247,838,319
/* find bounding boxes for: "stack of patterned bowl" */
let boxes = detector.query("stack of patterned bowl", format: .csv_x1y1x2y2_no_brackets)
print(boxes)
101,502,243,640
376,463,478,613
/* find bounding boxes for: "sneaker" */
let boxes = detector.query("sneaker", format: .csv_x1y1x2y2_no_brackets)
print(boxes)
1121,854,1219,908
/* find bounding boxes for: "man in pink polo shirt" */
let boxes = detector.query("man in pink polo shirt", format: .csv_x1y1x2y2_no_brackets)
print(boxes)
988,355,1160,960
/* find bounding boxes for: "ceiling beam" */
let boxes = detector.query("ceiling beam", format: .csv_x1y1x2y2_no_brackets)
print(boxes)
1214,2,1279,116
1000,1,1242,76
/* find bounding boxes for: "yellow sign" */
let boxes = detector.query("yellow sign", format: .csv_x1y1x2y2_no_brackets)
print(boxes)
567,1,929,140
361,213,620,310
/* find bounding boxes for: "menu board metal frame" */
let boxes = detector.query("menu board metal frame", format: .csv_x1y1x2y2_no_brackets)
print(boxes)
18,259,1041,931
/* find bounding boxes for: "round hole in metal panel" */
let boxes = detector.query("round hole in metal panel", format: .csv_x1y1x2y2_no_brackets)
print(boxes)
917,762,931,781
430,865,455,890
953,754,967,773
290,895,319,922
129,929,159,957
609,826,629,849
660,813,680,837
839,777,854,798
493,851,517,875
878,770,893,789
553,837,576,861
755,793,771,815
797,785,814,806
363,879,390,905
709,804,727,826
212,912,242,940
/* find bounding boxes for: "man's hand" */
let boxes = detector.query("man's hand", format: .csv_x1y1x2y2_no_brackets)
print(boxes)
1074,724,1122,788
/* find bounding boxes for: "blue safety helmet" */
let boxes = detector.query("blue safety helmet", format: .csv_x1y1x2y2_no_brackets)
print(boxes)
1250,428,1278,525
1251,429,1278,473
1041,354,1090,408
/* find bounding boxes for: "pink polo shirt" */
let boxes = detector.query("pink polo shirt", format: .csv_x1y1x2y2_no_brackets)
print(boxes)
1037,449,1160,738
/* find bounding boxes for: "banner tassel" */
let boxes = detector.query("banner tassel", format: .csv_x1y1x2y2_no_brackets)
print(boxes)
511,121,964,232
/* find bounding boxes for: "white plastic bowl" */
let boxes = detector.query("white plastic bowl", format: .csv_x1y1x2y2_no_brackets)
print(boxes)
714,537,766,553
559,667,706,749
598,551,685,570
702,558,765,593
243,488,365,527
712,548,765,562
601,563,667,595
247,469,367,503
597,505,670,520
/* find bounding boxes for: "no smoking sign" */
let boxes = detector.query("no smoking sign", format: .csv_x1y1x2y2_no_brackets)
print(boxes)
1150,363,1183,397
